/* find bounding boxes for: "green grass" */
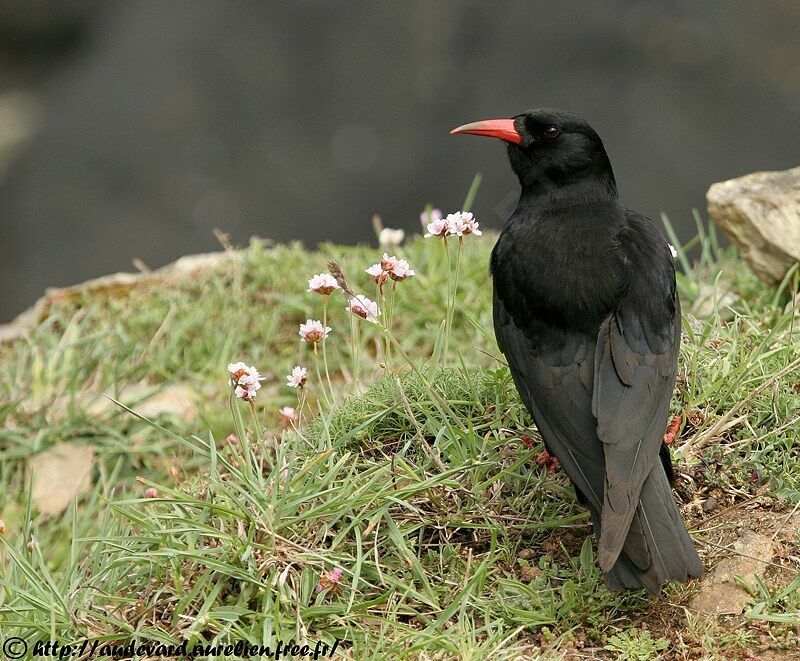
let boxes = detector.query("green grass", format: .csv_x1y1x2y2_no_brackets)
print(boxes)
1,215,799,659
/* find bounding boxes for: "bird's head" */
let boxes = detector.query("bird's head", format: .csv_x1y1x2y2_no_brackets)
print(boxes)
451,108,616,196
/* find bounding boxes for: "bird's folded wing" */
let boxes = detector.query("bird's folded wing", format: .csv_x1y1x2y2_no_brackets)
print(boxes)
493,294,607,513
592,303,679,571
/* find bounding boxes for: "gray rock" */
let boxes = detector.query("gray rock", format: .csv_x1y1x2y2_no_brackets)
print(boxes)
690,530,773,616
707,166,800,284
701,497,718,513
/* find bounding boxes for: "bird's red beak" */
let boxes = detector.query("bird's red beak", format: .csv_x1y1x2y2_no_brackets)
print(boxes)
450,119,522,145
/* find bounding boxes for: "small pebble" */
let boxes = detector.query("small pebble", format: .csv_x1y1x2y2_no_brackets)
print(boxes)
702,496,718,513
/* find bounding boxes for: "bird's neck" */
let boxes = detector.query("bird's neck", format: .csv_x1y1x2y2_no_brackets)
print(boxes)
518,169,619,215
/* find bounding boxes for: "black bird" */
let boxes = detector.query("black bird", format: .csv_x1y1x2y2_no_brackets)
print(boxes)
451,109,702,593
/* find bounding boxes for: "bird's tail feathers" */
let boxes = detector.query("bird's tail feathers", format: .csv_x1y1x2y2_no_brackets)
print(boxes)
590,464,702,594
606,464,703,594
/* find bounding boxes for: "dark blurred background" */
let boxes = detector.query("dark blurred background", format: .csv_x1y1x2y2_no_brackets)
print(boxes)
1,1,799,321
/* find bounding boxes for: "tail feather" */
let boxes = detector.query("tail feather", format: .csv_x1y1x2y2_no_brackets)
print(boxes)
612,465,702,593
587,463,702,594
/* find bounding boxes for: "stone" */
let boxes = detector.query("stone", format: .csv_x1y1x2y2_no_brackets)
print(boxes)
701,497,718,513
690,530,773,616
707,166,800,285
29,443,94,516
84,382,199,422
0,250,237,344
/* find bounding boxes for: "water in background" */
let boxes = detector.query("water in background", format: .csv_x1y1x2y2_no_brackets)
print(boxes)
1,1,799,320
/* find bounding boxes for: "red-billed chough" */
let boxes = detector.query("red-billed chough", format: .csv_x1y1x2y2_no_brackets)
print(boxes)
451,109,703,593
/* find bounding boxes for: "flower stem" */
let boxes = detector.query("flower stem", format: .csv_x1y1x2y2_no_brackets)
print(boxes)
321,297,335,405
297,387,307,427
379,282,391,366
386,281,397,365
246,400,261,473
313,350,331,409
442,238,453,365
349,313,360,392
443,237,462,366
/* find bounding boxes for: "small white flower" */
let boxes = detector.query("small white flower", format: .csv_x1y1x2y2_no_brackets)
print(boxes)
389,258,415,281
447,211,482,237
286,365,308,389
279,406,297,423
228,362,262,401
299,319,332,346
378,228,405,249
365,263,389,285
307,273,340,296
424,216,450,238
669,244,678,259
380,253,399,272
227,361,248,375
347,294,381,323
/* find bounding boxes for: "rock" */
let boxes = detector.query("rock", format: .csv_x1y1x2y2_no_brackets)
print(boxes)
690,530,773,616
519,563,542,582
85,382,199,422
701,497,718,513
707,166,800,285
690,282,737,318
29,442,94,516
0,250,237,344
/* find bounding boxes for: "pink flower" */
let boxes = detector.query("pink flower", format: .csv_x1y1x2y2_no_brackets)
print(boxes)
447,211,482,237
317,567,345,592
286,365,308,389
347,295,380,323
227,361,262,401
299,319,332,348
388,258,415,281
0,519,5,535
380,252,399,272
365,263,389,285
420,208,443,229
307,273,340,296
279,406,297,423
144,487,158,498
373,252,415,282
424,216,450,238
226,434,239,446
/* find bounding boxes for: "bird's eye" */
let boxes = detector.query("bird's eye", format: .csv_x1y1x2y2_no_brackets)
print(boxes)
544,126,560,139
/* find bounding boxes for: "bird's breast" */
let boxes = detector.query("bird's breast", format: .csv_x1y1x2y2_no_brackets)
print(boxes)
492,216,628,337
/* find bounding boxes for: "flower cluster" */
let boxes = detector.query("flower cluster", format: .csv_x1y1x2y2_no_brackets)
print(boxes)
279,406,297,423
307,273,339,296
347,294,380,323
317,567,344,593
286,365,308,389
424,210,482,239
378,227,405,249
229,216,434,425
228,362,262,401
366,252,415,285
299,319,332,349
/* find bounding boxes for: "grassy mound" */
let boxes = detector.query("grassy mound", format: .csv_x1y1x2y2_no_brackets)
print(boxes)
1,224,799,658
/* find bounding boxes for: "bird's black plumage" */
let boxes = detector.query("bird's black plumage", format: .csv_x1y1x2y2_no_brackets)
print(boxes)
458,108,702,593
